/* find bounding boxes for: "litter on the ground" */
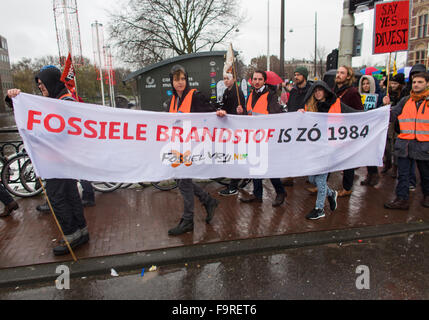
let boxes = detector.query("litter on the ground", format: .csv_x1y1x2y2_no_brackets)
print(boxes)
111,268,119,277
149,265,157,272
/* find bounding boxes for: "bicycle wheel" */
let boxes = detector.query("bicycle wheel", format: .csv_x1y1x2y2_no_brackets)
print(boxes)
91,181,122,193
1,153,43,197
20,158,44,195
151,179,178,191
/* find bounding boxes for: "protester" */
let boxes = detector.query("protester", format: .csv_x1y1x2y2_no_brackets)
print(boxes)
217,72,247,196
384,72,429,210
287,67,312,112
167,65,219,236
382,73,407,178
283,66,312,187
358,75,382,186
238,70,286,207
401,63,427,97
6,65,89,256
299,80,357,219
0,186,19,218
333,66,363,197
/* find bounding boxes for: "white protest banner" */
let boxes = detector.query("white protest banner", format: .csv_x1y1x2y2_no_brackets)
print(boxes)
13,93,389,182
361,93,379,111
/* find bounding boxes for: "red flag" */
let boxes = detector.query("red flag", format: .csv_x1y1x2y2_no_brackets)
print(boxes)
60,53,83,102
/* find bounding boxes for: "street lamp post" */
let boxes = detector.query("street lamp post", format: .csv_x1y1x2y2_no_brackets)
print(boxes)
267,0,270,71
280,0,285,78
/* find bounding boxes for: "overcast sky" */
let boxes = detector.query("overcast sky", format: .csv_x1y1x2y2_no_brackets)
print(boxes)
0,0,406,70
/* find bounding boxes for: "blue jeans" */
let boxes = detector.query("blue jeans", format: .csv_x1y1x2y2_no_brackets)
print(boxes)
309,174,335,210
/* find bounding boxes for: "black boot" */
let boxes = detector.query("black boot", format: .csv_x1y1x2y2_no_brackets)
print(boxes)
272,193,286,207
168,219,194,236
204,198,219,224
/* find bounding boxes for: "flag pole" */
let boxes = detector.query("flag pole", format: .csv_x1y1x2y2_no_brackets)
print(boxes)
230,44,242,109
38,178,78,262
386,52,391,97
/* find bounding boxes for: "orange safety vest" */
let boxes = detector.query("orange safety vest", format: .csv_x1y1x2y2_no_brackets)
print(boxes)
169,89,196,114
246,91,269,115
398,98,429,142
305,98,342,113
59,93,74,100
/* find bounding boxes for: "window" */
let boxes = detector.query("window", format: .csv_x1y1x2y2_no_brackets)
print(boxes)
418,14,428,38
415,49,427,64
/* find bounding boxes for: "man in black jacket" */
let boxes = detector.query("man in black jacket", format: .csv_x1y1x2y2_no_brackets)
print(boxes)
283,66,311,186
238,70,286,207
287,66,312,112
6,66,89,256
217,72,248,196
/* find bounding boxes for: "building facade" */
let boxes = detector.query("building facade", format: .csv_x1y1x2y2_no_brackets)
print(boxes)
408,0,429,66
0,35,13,111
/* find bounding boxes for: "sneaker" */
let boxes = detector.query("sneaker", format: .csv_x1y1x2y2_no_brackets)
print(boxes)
204,198,219,224
168,219,194,236
327,191,338,211
306,208,325,220
218,188,238,196
409,185,416,192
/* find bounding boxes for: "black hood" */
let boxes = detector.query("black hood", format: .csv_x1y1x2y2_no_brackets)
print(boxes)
169,64,190,97
304,80,337,106
34,66,67,99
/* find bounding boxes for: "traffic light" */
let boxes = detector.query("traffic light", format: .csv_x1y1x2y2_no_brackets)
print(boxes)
326,49,338,71
349,0,375,14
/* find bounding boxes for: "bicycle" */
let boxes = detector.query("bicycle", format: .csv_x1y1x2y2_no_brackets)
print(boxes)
1,149,44,198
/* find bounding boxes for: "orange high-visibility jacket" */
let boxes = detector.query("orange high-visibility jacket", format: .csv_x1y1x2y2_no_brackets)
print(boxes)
246,91,269,115
305,98,342,113
169,89,196,114
398,98,429,141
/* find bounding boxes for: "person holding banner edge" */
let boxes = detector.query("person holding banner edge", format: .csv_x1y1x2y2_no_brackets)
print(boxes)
384,72,429,210
333,66,364,197
217,71,248,196
6,65,89,256
299,80,358,220
167,65,219,236
237,70,287,207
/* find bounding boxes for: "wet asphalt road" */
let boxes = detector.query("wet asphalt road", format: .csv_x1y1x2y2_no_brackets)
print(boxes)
0,231,427,300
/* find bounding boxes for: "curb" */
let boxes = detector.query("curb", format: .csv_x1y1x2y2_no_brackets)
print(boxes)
0,221,428,288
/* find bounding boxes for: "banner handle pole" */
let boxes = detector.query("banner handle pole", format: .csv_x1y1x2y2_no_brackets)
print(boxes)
230,44,242,109
386,52,391,98
38,178,78,262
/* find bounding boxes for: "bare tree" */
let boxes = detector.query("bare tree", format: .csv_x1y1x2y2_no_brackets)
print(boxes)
109,0,243,68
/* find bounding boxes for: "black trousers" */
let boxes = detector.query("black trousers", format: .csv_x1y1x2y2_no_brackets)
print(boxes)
46,179,86,235
252,178,285,199
80,180,95,202
343,169,355,191
0,184,14,206
177,179,211,221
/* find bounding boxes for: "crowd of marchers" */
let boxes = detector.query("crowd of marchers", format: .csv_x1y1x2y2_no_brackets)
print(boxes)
1,60,429,256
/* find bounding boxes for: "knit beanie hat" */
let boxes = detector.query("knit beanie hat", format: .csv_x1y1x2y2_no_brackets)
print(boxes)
295,66,309,80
